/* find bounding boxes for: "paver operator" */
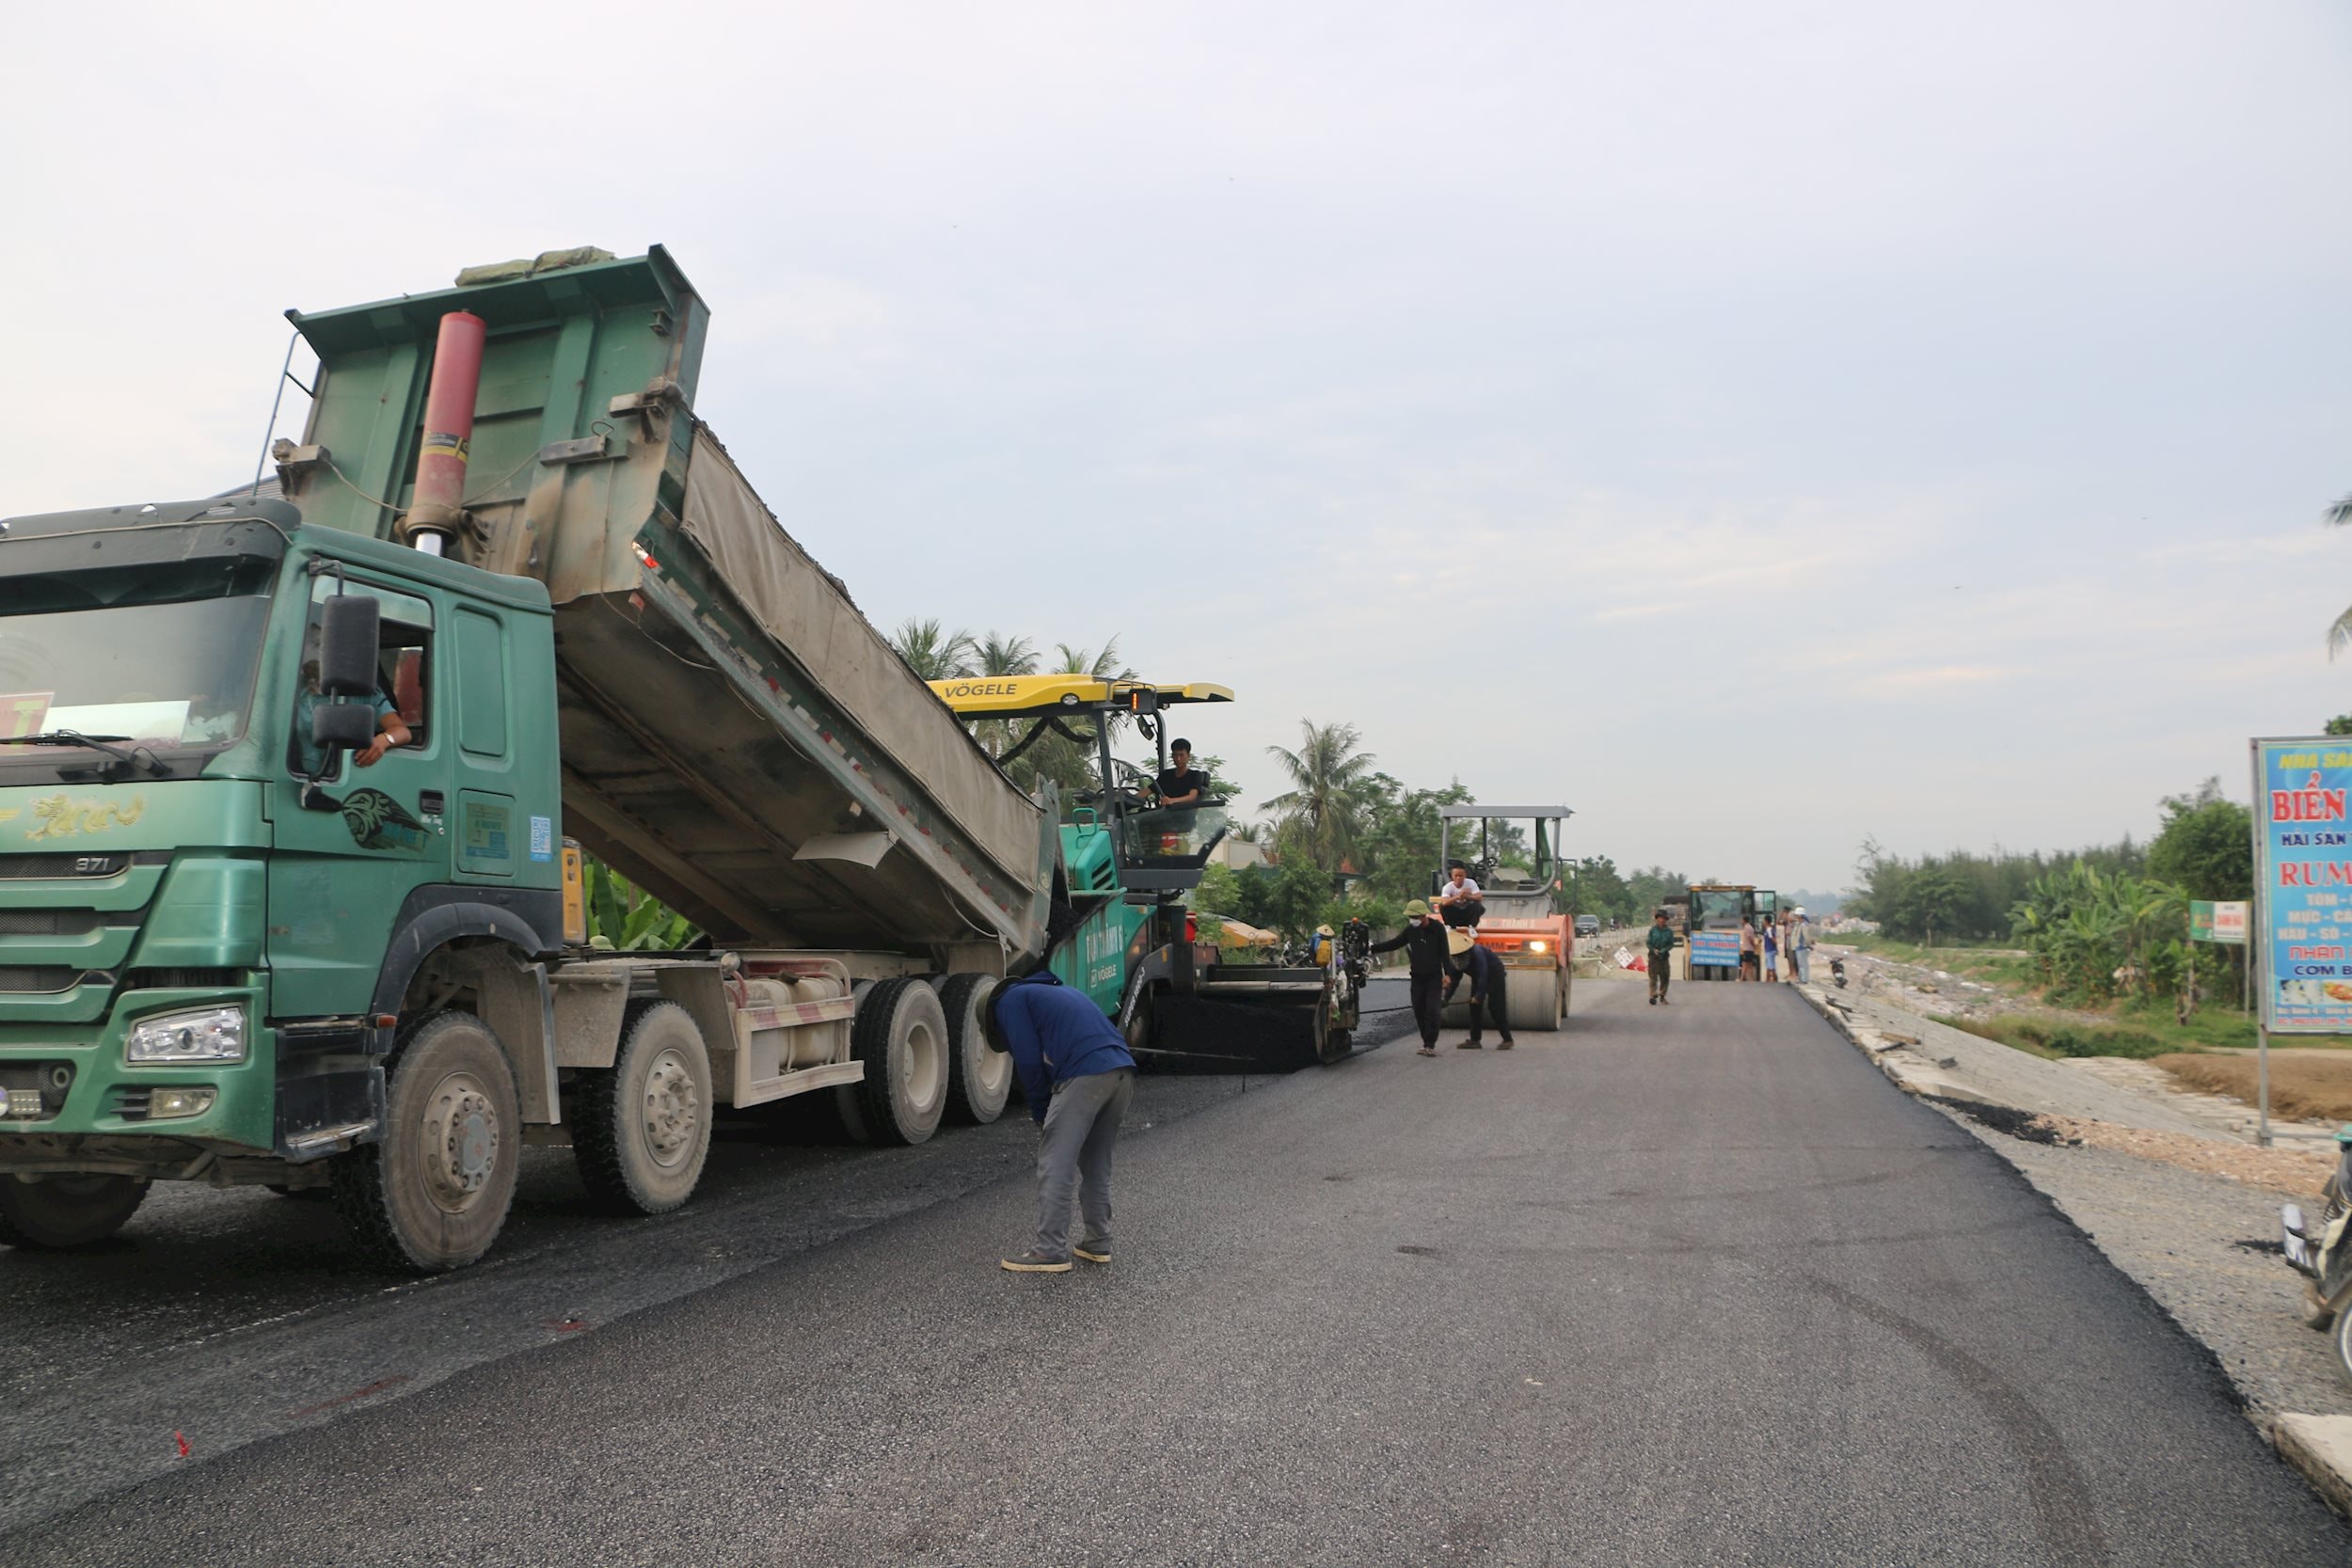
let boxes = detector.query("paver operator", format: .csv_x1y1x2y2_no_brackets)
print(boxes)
1443,930,1515,1050
983,969,1137,1275
1153,738,1209,809
1371,899,1454,1057
1646,910,1677,1005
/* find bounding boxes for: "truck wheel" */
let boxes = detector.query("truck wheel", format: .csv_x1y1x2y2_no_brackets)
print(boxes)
332,1009,520,1274
835,977,949,1147
573,1001,713,1215
0,1173,149,1249
937,974,1010,1125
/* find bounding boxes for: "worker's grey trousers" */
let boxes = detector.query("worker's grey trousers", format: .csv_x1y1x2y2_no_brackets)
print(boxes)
1037,1067,1135,1258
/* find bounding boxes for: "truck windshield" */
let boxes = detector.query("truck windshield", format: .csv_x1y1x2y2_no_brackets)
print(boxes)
0,558,277,765
1692,890,1747,929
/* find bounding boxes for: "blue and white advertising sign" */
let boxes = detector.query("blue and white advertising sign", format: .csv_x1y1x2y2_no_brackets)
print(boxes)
2255,737,2352,1034
1688,930,1742,969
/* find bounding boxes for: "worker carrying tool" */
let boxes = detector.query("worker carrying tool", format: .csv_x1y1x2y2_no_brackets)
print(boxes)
983,970,1137,1275
1371,900,1454,1056
1443,930,1515,1050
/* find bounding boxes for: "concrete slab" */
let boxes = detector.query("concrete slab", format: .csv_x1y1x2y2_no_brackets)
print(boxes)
2275,1414,2352,1519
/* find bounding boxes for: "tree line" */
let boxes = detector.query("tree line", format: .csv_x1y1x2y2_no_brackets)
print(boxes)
1849,778,2252,1007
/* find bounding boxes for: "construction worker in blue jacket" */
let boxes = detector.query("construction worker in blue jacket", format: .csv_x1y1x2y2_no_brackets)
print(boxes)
983,968,1137,1274
1443,930,1515,1050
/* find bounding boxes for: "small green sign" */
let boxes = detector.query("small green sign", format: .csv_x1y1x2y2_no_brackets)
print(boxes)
2190,899,2248,944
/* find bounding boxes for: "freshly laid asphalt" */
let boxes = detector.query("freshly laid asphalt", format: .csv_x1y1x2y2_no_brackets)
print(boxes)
8,975,2350,1565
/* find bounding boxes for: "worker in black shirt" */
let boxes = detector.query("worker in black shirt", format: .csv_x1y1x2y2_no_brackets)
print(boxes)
1152,738,1209,808
1369,899,1453,1057
1443,931,1515,1050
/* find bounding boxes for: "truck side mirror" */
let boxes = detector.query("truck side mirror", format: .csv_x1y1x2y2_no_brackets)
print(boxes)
312,702,377,751
317,594,381,699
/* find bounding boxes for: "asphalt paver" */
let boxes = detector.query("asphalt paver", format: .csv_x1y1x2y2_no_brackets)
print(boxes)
8,978,2348,1565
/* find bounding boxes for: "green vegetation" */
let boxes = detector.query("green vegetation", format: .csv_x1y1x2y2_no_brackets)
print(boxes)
1835,933,2037,990
1930,1014,2176,1060
582,859,700,952
1851,776,2252,1017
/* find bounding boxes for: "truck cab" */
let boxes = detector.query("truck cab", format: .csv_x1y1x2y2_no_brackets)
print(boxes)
0,498,566,1253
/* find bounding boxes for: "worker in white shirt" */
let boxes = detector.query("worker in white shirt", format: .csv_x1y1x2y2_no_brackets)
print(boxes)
1435,863,1486,930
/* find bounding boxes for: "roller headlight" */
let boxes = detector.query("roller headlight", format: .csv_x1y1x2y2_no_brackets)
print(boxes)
127,1006,246,1064
1529,941,1549,954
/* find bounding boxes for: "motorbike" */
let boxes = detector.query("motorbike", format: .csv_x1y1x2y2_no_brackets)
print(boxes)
2280,1127,2352,1385
1829,957,1848,990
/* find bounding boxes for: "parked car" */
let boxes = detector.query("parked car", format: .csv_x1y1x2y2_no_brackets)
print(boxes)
1574,914,1601,939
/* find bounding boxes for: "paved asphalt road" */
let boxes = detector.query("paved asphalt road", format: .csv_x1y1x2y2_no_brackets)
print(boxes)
8,976,2350,1565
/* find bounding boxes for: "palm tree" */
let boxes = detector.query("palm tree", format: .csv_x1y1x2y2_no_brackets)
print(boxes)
2326,497,2352,655
889,618,975,681
1054,638,1131,682
965,633,1041,763
1261,720,1376,873
972,632,1040,677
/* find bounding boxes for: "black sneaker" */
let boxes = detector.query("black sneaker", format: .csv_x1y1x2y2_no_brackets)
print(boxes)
1001,1249,1073,1274
1073,1242,1111,1265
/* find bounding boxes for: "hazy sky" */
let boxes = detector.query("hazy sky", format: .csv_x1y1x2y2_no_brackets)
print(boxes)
8,2,2350,891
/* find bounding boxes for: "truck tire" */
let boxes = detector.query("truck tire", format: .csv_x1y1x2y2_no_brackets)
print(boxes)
573,1001,713,1215
332,1009,521,1273
937,974,1010,1125
0,1173,149,1250
834,977,948,1147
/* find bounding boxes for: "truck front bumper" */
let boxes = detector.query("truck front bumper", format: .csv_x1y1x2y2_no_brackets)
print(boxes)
0,983,277,1168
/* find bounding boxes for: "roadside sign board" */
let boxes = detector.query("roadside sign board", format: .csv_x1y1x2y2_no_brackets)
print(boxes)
2190,900,2249,944
2253,739,2352,1033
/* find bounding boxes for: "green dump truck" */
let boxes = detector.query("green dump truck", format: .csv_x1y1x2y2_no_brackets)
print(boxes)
0,247,1065,1271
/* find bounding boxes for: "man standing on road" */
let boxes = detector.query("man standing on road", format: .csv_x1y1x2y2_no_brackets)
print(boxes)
1788,908,1813,984
1646,911,1677,1005
1371,899,1453,1056
983,969,1137,1275
1443,929,1515,1049
1740,915,1760,982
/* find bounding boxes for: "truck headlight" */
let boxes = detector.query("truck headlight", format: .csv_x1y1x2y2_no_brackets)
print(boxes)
127,1006,246,1064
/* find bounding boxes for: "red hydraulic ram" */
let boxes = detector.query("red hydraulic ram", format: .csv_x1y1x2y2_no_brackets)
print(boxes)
405,309,486,555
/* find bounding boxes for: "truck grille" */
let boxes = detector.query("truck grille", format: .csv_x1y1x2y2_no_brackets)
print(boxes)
0,967,83,993
0,910,104,937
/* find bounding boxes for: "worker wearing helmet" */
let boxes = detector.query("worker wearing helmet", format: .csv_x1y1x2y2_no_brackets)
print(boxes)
1370,900,1453,1056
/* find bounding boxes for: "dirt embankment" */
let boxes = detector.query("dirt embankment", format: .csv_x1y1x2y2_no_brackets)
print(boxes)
2156,1053,2352,1127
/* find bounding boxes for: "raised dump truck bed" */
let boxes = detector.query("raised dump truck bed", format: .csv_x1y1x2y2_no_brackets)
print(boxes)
281,248,1052,962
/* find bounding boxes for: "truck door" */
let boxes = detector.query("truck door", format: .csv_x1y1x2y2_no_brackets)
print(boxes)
265,578,447,1021
450,607,519,882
